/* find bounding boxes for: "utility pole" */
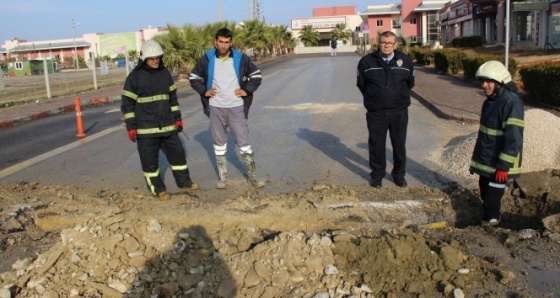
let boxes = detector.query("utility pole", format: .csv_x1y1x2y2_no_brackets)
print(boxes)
248,0,252,20
72,19,80,70
253,0,261,21
217,0,222,21
504,0,510,69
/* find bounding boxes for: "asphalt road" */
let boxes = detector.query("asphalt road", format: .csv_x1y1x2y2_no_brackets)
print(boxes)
0,53,456,194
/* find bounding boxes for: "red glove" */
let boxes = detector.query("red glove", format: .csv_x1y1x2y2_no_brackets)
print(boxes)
127,129,137,142
175,120,183,132
495,169,508,183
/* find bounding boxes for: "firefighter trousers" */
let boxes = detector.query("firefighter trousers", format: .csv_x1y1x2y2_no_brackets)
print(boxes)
479,175,506,220
136,134,193,195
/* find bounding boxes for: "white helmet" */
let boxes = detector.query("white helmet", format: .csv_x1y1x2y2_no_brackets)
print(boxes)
139,39,164,62
475,60,512,84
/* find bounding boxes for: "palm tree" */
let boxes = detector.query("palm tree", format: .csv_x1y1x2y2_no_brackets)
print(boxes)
127,50,139,62
237,19,268,61
299,25,320,47
269,25,294,56
330,23,352,45
155,24,206,78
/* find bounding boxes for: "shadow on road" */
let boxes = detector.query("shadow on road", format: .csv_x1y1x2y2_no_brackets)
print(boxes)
133,225,237,297
296,128,370,181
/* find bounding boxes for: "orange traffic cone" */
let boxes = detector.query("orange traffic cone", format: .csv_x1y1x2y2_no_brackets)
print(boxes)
75,96,86,138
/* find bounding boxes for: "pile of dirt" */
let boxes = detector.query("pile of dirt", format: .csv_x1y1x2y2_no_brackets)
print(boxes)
0,170,559,297
438,108,560,185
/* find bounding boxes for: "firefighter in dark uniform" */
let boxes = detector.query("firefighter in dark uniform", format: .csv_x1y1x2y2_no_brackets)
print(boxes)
356,31,415,188
121,39,198,201
471,60,524,226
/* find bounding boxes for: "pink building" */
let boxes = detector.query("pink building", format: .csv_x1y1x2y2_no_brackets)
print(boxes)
359,1,448,45
313,6,357,17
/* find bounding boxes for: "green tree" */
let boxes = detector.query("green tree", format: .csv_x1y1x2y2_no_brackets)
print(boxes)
299,25,320,47
237,19,268,61
330,23,352,45
155,24,206,77
269,25,295,56
127,49,139,61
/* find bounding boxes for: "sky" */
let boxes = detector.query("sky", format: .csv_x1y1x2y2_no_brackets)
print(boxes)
0,0,393,45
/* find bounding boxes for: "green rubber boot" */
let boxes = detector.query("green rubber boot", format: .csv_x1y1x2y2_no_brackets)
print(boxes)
241,153,265,188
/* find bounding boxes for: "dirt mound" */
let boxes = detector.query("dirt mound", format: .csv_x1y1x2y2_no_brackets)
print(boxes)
0,170,559,297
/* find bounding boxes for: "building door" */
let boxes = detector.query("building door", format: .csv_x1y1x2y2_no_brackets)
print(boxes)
515,11,533,42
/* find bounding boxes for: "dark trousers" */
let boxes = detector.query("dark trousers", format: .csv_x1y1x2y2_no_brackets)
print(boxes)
366,109,408,181
137,134,192,195
479,175,506,220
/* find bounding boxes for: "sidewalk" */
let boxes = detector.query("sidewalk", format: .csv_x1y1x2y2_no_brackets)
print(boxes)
0,65,484,130
411,65,484,124
0,86,123,130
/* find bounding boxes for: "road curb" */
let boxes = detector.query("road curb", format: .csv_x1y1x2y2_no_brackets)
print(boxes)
0,95,120,131
411,90,479,124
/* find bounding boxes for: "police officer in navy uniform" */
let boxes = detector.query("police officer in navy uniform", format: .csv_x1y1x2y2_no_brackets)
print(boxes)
330,38,337,56
121,39,199,201
357,31,415,188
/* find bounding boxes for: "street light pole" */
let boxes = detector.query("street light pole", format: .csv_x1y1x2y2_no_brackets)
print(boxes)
504,0,510,69
217,0,222,21
72,19,80,70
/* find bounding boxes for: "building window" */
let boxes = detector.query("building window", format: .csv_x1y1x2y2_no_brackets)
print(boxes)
15,62,23,70
427,11,439,42
392,19,402,29
410,36,417,42
377,20,383,27
410,18,417,25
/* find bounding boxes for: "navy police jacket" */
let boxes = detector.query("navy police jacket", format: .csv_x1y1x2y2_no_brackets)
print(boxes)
357,50,415,113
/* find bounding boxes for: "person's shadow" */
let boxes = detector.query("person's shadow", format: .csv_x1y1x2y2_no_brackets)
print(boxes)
296,128,370,180
133,225,237,297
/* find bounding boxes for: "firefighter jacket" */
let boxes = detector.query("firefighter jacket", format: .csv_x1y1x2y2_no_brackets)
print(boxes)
357,50,415,113
470,85,524,178
189,47,262,119
121,61,181,139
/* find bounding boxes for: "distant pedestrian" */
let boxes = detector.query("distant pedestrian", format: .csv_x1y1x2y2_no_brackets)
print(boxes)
121,39,198,201
189,28,265,189
330,39,337,56
471,60,524,226
356,31,415,188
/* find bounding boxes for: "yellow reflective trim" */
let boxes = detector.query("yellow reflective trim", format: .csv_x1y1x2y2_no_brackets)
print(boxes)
470,160,495,174
509,168,521,175
479,125,503,136
169,84,177,92
123,112,135,119
143,169,160,178
499,152,516,163
137,94,169,103
122,90,138,100
143,171,158,195
171,106,180,112
504,118,524,127
137,125,176,135
171,164,188,171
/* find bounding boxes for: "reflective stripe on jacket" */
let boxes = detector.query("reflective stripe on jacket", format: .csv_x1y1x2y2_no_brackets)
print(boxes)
357,50,415,113
470,86,524,178
121,63,181,138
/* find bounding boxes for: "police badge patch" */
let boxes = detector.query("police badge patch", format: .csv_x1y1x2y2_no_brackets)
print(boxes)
397,59,403,67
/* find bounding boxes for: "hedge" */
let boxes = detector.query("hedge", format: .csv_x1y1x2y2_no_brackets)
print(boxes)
519,62,560,105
